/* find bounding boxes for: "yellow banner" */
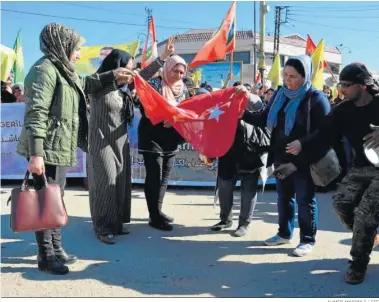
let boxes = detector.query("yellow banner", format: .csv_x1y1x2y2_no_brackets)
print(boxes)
75,41,140,75
0,45,16,82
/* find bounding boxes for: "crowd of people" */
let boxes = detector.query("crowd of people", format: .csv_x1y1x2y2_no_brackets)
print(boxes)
7,22,379,286
1,74,24,103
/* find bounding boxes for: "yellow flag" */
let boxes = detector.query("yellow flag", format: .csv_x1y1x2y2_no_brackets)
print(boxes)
331,84,338,102
0,44,16,82
267,53,281,89
191,69,202,87
311,39,325,90
75,41,140,75
13,30,25,83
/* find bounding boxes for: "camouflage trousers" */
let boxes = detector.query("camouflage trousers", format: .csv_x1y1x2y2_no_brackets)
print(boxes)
332,166,379,272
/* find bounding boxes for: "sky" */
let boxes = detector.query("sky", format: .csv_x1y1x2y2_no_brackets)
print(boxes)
1,0,379,74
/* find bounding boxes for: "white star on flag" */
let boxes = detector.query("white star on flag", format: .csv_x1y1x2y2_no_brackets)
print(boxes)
207,104,225,122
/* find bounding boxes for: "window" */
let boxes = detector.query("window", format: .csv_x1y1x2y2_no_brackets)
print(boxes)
180,54,197,64
224,51,251,64
265,53,285,67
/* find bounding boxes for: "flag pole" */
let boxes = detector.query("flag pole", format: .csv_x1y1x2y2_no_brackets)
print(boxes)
326,63,338,84
229,51,234,81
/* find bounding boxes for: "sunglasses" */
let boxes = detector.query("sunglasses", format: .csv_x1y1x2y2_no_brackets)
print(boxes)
338,82,356,89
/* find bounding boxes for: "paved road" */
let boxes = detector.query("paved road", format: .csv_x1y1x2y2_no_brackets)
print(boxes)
1,186,378,298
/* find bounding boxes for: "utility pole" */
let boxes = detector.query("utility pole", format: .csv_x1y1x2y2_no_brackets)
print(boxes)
273,6,289,57
145,7,153,23
253,1,257,81
258,1,269,84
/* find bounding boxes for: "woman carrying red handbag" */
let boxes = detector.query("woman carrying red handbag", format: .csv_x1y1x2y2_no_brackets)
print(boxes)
16,23,135,275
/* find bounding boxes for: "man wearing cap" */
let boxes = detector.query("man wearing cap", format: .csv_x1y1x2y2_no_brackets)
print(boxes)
287,62,379,284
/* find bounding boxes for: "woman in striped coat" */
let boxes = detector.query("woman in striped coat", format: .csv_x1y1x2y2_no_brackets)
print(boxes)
87,39,175,244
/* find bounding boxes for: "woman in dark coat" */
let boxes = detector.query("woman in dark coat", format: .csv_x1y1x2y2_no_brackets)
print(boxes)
137,54,189,231
241,55,330,257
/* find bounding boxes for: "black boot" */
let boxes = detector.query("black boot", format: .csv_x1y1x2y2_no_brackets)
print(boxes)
161,212,174,223
55,249,78,264
37,254,69,275
149,220,173,231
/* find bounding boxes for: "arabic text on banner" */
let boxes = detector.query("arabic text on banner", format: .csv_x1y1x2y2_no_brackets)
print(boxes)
1,103,86,179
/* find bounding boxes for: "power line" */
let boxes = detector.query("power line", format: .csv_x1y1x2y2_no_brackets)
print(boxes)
0,8,196,31
289,13,379,19
290,7,379,12
287,18,379,33
58,1,199,26
289,4,379,9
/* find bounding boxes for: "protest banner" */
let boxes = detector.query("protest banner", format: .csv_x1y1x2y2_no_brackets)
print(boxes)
1,103,86,179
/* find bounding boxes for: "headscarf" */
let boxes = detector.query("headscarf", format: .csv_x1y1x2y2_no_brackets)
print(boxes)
96,49,135,125
161,55,187,105
339,62,379,95
96,49,133,74
39,23,85,85
267,55,313,136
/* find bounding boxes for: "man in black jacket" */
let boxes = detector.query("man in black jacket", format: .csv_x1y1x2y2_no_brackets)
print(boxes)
290,62,379,284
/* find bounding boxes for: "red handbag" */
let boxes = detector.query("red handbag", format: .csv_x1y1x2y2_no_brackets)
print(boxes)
7,171,68,233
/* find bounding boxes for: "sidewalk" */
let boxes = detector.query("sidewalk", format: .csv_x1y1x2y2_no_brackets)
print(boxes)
1,186,378,298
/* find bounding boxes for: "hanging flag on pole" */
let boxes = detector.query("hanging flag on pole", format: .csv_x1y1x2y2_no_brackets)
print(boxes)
305,34,338,83
267,53,281,89
141,16,158,69
311,38,325,90
0,44,16,82
12,29,25,83
189,1,236,69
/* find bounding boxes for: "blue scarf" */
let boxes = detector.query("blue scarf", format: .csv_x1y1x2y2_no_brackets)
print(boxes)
267,55,313,136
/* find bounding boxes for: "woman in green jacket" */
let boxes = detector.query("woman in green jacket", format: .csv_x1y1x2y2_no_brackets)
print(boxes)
17,23,134,275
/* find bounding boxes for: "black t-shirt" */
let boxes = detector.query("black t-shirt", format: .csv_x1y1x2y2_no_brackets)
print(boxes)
1,89,16,103
305,94,379,167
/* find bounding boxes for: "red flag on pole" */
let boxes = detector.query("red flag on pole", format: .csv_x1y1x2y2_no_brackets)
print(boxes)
306,34,327,69
189,1,237,69
141,16,158,69
134,74,247,158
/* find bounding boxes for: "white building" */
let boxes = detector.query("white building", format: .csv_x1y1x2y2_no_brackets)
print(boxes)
136,29,343,86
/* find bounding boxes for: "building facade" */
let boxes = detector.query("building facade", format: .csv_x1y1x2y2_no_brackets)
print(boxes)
135,29,343,86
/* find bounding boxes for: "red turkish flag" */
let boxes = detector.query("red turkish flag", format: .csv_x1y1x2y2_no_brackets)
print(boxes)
134,74,248,158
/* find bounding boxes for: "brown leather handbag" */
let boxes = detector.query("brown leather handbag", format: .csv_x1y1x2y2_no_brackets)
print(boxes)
7,171,68,233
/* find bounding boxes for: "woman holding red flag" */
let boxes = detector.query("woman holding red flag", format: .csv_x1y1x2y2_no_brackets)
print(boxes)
241,55,330,257
137,54,189,231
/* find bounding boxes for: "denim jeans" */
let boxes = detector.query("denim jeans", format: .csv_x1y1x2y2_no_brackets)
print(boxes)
275,168,318,244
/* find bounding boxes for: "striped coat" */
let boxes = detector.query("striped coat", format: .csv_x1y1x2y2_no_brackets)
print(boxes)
87,59,164,236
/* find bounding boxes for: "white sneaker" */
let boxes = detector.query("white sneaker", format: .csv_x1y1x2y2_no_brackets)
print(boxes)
293,243,314,257
264,235,291,246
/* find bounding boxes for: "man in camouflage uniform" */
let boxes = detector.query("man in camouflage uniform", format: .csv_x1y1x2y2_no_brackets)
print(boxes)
294,62,379,284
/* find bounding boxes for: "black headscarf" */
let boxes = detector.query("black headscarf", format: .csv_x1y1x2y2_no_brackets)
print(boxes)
96,49,133,74
340,62,379,95
97,49,135,125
